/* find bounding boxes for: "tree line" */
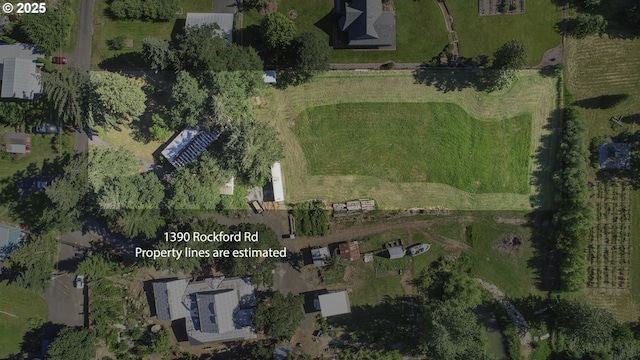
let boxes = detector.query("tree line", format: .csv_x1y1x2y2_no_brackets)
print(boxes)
553,104,593,292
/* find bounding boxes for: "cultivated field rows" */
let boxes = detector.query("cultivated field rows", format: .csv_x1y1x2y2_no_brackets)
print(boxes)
258,71,557,210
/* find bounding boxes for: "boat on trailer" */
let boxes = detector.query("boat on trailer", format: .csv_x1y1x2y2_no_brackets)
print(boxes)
407,243,431,256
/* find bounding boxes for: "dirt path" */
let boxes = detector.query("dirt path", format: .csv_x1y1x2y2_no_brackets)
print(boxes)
435,0,460,58
475,278,533,357
282,216,474,252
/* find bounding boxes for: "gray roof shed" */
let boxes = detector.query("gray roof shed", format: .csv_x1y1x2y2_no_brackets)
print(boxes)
387,246,405,259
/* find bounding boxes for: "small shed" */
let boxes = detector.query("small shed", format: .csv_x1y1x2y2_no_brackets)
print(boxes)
311,247,330,267
318,291,351,317
387,246,405,259
4,132,31,154
263,70,277,84
219,177,234,195
339,241,360,261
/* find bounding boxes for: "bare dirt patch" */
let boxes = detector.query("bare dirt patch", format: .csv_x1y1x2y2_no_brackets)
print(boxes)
496,234,522,253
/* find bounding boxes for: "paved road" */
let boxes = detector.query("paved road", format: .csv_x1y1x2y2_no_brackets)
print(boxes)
213,0,237,13
75,0,95,69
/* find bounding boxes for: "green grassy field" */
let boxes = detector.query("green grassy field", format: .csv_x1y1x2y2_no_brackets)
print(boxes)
446,0,562,67
257,70,557,210
0,282,48,358
240,0,449,63
91,0,212,67
294,102,531,194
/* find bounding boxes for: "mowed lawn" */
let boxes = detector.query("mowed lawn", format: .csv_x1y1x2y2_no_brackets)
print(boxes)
446,0,562,66
0,282,48,358
293,102,531,194
240,0,449,63
91,0,213,67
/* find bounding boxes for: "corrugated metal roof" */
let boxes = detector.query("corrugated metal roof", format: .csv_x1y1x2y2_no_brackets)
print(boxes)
1,57,42,99
319,291,351,317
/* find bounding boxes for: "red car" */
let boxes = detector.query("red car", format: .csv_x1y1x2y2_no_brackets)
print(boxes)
52,56,67,64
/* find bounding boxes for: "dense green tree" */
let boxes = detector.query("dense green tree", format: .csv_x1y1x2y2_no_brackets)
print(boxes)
141,37,174,72
41,69,91,128
261,12,297,51
555,300,617,357
554,106,593,291
572,14,607,39
17,3,72,54
292,201,330,236
418,302,489,360
6,232,59,290
290,31,330,84
87,147,141,193
175,24,231,72
491,39,527,70
221,119,284,185
149,114,171,141
47,327,96,360
109,0,179,22
166,154,230,212
335,348,401,360
88,72,147,129
0,101,47,130
76,254,121,281
100,173,165,238
253,291,304,341
578,0,600,9
168,71,208,128
44,155,89,231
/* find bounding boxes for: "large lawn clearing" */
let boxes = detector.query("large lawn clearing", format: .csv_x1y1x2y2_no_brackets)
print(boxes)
91,0,213,67
257,70,558,210
240,0,449,63
0,130,73,179
565,36,640,137
0,282,48,358
446,0,562,67
293,102,531,194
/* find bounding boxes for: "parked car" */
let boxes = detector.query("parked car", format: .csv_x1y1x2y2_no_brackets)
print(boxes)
18,175,58,195
52,56,67,64
250,200,265,214
75,275,85,289
34,124,60,134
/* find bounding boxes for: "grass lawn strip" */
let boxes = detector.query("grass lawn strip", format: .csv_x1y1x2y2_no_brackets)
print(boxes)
257,70,556,210
294,102,531,194
446,0,562,67
0,282,48,358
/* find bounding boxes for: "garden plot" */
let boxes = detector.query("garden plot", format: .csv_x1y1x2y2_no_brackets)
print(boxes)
586,180,632,290
478,0,525,15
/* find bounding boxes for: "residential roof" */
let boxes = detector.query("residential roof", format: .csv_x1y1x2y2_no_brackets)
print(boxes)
598,142,631,170
185,13,234,43
271,162,285,202
387,246,405,259
152,277,256,344
339,241,360,261
336,0,395,48
318,291,351,317
161,128,220,168
312,247,330,267
0,43,43,60
1,57,42,99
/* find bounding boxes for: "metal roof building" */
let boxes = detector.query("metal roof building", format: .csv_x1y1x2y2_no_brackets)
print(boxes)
387,246,405,259
160,128,220,168
335,0,396,48
271,162,285,202
152,277,256,345
318,291,351,317
185,13,234,43
0,43,43,100
0,223,25,260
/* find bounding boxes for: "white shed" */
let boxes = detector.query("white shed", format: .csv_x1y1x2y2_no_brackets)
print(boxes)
271,162,285,202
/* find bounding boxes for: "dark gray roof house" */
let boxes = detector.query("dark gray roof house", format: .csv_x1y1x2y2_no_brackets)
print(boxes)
334,0,396,48
152,277,256,345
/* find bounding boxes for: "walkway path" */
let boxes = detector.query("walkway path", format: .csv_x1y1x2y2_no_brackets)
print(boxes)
435,0,460,58
475,278,533,357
